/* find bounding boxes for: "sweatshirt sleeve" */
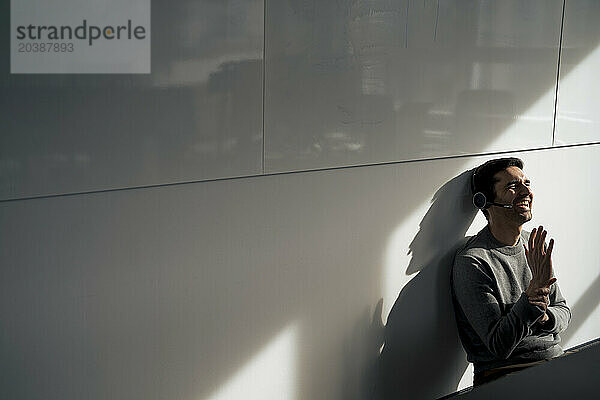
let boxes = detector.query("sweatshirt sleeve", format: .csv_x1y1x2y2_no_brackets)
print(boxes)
452,254,545,359
539,282,571,335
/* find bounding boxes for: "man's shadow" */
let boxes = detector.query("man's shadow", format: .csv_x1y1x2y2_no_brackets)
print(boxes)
377,169,478,399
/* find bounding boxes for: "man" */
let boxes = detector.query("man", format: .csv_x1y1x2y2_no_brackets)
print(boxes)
452,157,571,386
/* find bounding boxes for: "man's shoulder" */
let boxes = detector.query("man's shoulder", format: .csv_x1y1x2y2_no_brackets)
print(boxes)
452,235,495,283
455,229,491,259
452,234,492,277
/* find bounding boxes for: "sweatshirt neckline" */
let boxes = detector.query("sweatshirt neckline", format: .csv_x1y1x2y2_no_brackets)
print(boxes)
482,225,524,256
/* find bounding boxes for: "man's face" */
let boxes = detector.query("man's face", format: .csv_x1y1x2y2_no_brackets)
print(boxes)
489,166,533,225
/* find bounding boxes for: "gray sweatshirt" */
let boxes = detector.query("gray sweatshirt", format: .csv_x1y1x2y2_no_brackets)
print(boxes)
451,226,571,373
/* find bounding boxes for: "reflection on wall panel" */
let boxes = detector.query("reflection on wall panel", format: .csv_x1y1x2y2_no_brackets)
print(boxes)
265,0,562,173
1,144,599,399
0,0,264,201
555,0,600,145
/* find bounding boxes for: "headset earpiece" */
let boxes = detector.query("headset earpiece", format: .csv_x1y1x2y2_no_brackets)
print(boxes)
473,192,488,209
471,167,490,210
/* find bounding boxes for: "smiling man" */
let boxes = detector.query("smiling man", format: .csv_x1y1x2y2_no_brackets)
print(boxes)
452,157,571,386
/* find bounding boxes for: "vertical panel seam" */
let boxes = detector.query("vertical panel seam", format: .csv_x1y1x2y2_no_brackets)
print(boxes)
404,0,410,48
262,0,267,174
434,0,440,42
552,0,567,147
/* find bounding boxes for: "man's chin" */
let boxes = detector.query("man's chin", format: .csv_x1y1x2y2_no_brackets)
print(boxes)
520,212,532,223
511,210,532,224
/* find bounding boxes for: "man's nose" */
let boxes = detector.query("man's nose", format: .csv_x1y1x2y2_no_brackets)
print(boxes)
518,182,532,196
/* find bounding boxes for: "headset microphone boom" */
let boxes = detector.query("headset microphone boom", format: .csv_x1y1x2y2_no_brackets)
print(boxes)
472,191,513,210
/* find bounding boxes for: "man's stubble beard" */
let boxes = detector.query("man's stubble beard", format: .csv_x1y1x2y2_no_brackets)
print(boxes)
508,209,532,226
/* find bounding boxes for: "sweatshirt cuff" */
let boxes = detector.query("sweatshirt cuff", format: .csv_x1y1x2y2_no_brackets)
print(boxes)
513,292,545,326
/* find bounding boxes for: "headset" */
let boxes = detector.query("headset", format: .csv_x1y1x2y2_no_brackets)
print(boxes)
471,167,513,210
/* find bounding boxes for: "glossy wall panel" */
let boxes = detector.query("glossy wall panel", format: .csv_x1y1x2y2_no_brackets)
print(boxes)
0,0,263,200
264,0,562,173
554,0,600,145
2,144,599,399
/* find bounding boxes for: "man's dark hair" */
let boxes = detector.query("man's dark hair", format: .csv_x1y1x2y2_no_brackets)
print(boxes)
472,157,524,218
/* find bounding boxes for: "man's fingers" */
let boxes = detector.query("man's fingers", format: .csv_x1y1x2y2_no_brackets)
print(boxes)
546,277,557,287
529,228,536,251
546,238,555,258
531,287,550,295
529,301,547,309
540,230,548,254
528,292,549,307
535,226,545,254
536,226,544,247
535,300,549,307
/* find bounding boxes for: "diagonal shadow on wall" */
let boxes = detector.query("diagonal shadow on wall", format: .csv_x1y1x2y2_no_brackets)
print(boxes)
2,1,600,400
378,171,475,399
561,273,600,344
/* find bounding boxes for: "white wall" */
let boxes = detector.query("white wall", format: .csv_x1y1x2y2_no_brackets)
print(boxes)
2,146,598,400
1,1,599,399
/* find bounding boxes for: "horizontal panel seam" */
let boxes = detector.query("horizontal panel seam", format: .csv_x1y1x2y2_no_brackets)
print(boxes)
2,141,600,204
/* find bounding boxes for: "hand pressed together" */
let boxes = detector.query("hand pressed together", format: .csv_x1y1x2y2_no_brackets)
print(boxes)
524,225,556,305
526,286,550,310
